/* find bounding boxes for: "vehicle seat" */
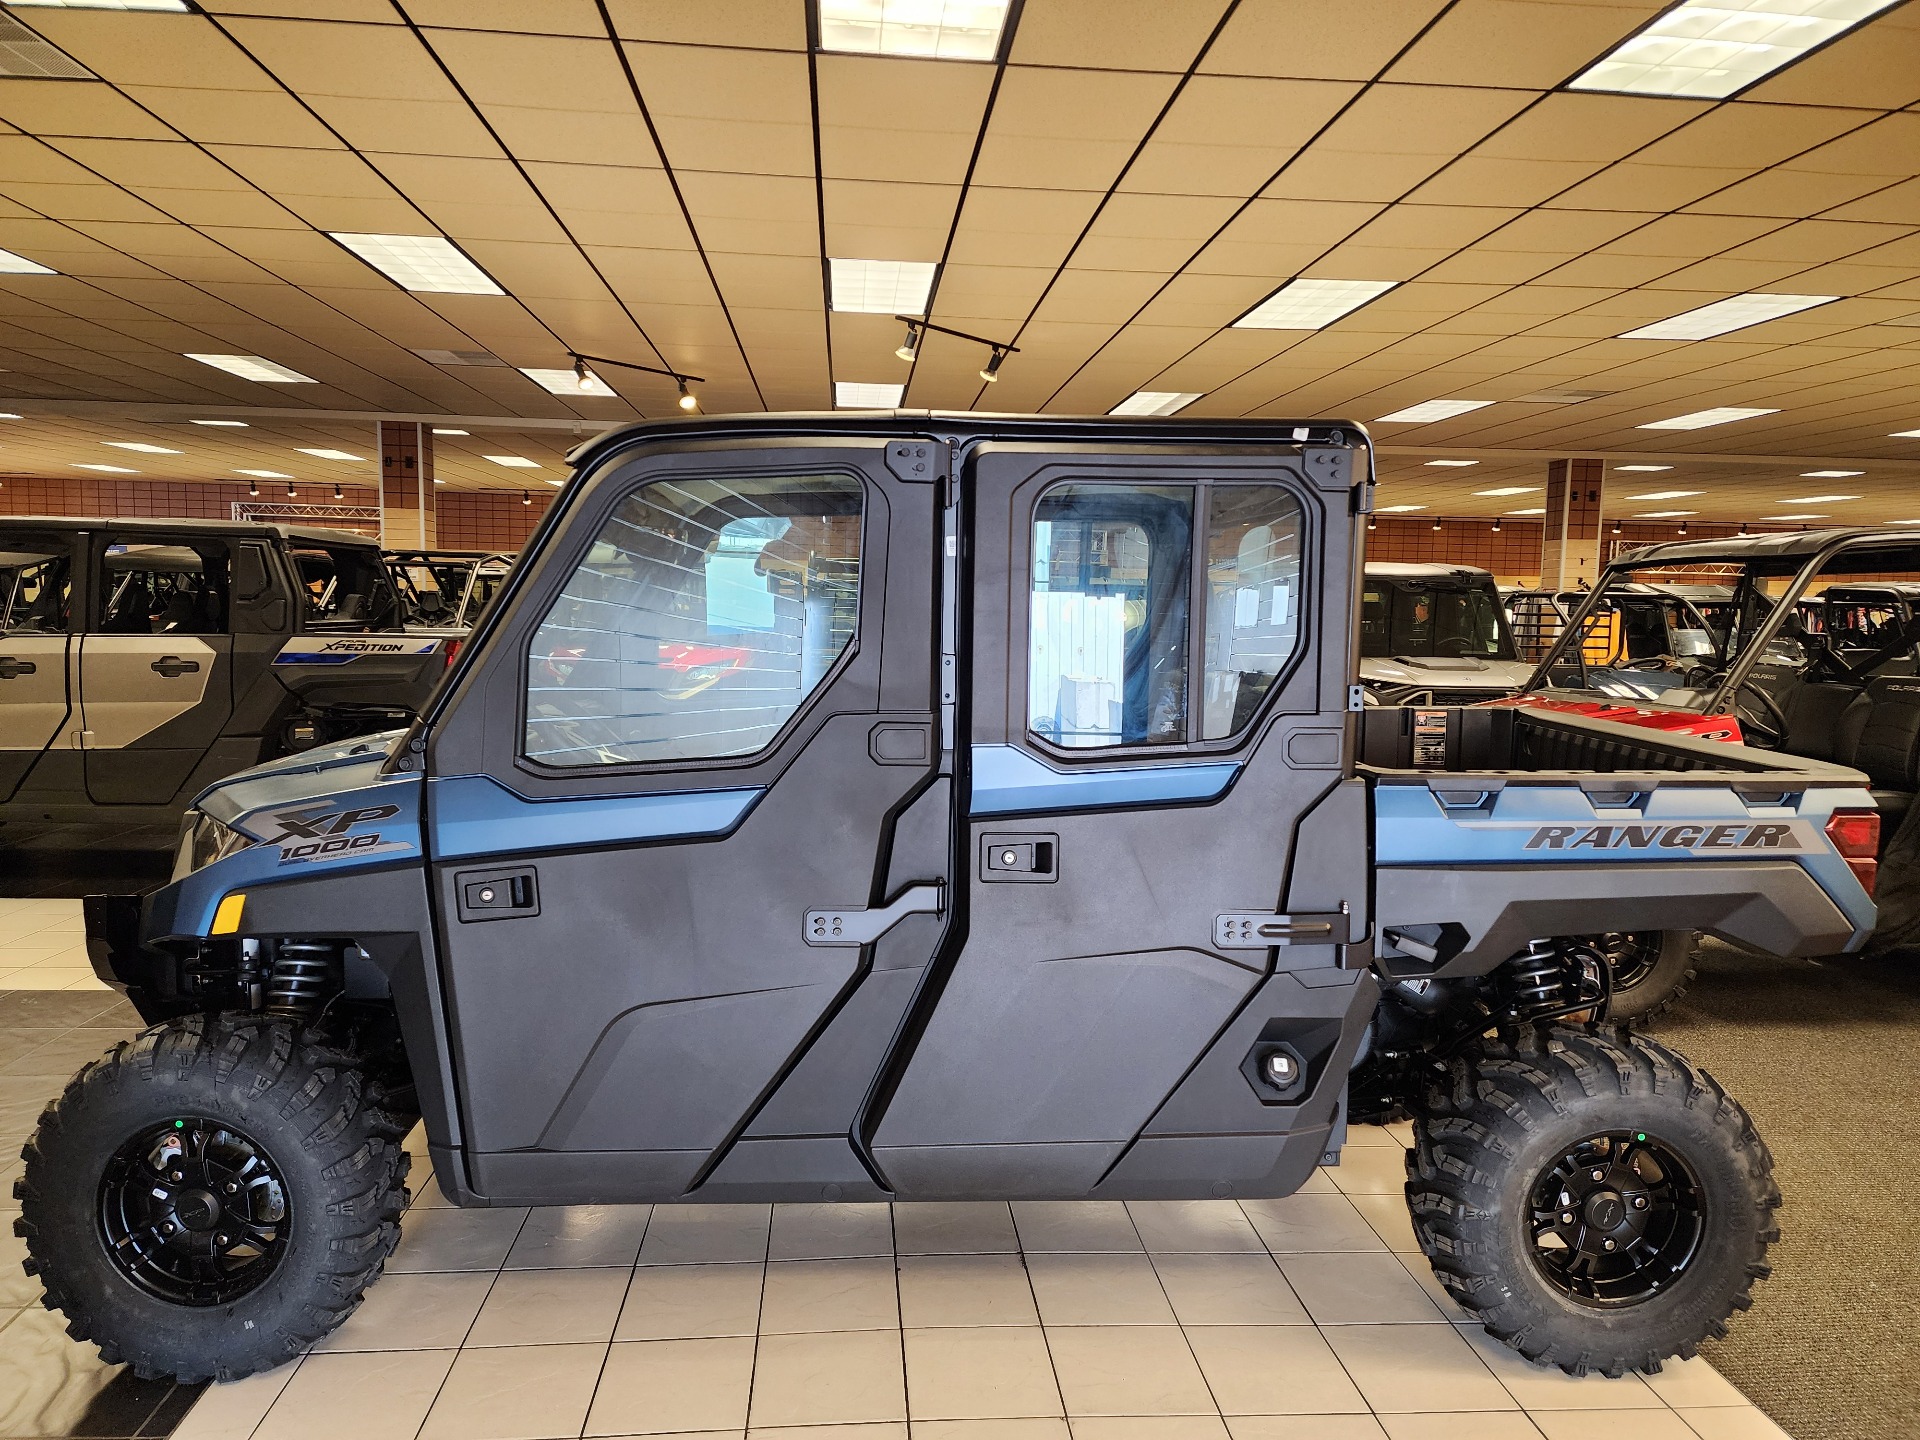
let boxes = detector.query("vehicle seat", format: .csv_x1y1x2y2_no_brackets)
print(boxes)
1834,676,1920,820
1779,679,1862,761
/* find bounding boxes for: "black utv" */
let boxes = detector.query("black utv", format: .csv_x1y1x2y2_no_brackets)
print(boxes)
22,414,1878,1387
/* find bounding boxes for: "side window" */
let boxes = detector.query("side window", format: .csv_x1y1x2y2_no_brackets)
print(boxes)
98,540,229,635
292,544,395,628
1026,481,1305,751
524,472,863,768
0,541,71,633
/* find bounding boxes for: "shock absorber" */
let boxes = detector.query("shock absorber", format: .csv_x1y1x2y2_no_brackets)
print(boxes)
263,940,340,1018
1499,939,1572,1021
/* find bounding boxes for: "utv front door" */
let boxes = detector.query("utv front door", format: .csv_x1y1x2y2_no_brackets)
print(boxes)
425,437,945,1203
871,442,1369,1199
0,532,77,803
80,534,237,806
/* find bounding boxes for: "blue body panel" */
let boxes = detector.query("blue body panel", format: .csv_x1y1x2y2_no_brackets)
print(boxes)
425,775,763,860
969,743,1238,816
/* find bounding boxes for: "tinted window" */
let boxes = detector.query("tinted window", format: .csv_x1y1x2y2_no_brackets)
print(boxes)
524,473,863,767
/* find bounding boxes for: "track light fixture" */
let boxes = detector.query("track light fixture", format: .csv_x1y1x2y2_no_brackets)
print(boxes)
248,479,259,497
979,347,1007,383
1612,518,1622,535
1739,522,1749,535
333,483,343,501
1432,517,1443,532
1678,520,1688,535
522,489,532,506
1492,517,1501,532
892,315,1019,383
567,352,704,418
1366,514,1377,531
286,483,296,499
896,322,922,363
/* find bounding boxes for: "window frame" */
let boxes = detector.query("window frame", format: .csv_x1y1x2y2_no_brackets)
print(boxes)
1018,471,1315,763
513,460,875,780
89,531,234,637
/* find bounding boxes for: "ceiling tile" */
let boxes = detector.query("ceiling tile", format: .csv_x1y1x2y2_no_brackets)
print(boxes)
1117,75,1359,197
971,65,1180,191
1010,0,1231,71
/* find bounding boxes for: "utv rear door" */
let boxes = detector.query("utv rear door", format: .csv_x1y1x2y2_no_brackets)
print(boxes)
424,435,946,1203
870,440,1370,1200
0,530,78,803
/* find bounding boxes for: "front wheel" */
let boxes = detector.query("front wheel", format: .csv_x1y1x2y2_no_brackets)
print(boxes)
1407,1025,1778,1377
13,1014,410,1382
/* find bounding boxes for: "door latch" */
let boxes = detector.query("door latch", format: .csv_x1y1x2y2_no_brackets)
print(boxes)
455,866,540,923
979,831,1058,883
0,656,36,680
805,882,944,947
151,655,201,678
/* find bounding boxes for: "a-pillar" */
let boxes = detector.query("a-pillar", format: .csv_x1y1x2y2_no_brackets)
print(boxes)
1541,457,1605,591
379,421,435,547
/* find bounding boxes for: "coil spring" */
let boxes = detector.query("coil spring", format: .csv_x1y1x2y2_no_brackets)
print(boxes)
1500,939,1573,1020
264,940,338,1018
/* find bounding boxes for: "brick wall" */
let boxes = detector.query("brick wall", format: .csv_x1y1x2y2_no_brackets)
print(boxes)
1366,517,1545,583
436,489,551,552
0,476,378,522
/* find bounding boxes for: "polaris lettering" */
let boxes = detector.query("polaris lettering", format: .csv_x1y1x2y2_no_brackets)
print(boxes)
1524,822,1800,852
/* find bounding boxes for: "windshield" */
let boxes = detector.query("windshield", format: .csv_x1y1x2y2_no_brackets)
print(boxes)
1361,578,1513,660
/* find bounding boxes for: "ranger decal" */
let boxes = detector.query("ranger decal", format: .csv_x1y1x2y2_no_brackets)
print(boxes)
1524,822,1805,852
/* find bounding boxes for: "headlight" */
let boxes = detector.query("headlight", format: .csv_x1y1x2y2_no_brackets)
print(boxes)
183,812,257,874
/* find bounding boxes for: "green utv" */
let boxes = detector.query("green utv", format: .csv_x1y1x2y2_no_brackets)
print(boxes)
21,414,1877,1384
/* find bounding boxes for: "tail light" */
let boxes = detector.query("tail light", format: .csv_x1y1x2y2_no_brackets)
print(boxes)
1825,808,1881,896
443,637,463,668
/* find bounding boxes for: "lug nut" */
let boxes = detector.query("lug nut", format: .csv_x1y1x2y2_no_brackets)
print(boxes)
1590,1169,1605,1181
225,1183,238,1194
216,1234,228,1246
1561,1212,1573,1224
1603,1239,1617,1251
1633,1196,1647,1209
163,1222,177,1234
171,1171,184,1182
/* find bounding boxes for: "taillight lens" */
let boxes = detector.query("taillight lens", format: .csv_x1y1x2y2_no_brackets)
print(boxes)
1826,808,1881,896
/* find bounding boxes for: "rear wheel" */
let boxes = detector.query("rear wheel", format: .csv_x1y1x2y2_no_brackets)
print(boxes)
1406,1025,1778,1376
14,1014,410,1382
1594,930,1696,1025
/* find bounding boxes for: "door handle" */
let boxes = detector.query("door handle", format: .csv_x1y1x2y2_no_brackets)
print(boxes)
805,882,945,947
150,656,201,678
0,656,35,680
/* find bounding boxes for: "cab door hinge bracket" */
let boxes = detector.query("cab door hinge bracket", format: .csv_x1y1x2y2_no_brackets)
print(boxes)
805,881,946,947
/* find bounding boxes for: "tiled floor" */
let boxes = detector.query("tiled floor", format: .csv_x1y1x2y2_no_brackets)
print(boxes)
0,897,109,991
0,901,1796,1440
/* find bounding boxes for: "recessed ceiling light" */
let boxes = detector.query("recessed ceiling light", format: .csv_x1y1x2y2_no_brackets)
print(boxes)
1761,513,1828,520
1375,399,1494,424
520,366,618,398
1626,490,1704,500
1894,429,1920,438
1784,494,1860,503
829,258,936,315
1569,0,1905,99
485,455,541,468
7,1,189,9
191,419,248,427
1614,464,1673,472
1426,459,1480,468
187,354,316,384
327,233,503,295
1800,470,1863,477
0,247,55,275
74,463,136,473
236,469,292,479
1620,293,1839,341
296,448,364,461
1507,507,1547,516
104,442,181,454
1635,510,1698,518
545,477,565,486
432,428,469,435
1474,486,1539,496
1110,390,1201,417
0,412,20,420
1638,407,1778,430
817,0,1012,59
835,381,906,408
1377,504,1428,513
1234,278,1398,330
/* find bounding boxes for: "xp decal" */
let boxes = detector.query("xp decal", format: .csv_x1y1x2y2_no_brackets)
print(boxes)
252,801,415,864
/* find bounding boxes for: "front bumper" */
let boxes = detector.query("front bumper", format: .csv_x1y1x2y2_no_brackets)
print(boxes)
82,893,145,990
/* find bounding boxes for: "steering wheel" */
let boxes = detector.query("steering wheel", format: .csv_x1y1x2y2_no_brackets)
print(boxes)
1433,636,1472,656
1733,679,1788,748
1620,657,1675,672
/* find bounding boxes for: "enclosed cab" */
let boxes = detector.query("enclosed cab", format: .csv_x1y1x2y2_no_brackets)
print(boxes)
1358,562,1532,704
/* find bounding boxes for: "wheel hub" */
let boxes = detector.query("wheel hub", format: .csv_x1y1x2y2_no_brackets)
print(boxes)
1527,1130,1705,1307
97,1118,290,1307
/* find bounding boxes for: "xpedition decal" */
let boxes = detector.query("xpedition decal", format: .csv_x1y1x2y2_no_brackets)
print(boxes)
1525,821,1807,852
274,637,441,665
253,802,416,864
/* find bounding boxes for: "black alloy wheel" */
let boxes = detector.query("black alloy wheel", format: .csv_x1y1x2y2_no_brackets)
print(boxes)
98,1117,290,1307
1527,1129,1705,1307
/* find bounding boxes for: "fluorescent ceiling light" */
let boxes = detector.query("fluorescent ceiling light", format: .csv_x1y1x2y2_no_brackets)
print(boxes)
1425,459,1479,467
1638,407,1778,430
1761,512,1827,520
1377,504,1427,512
1627,490,1703,500
191,419,248,427
519,366,615,397
237,469,292,479
485,455,541,468
104,442,180,454
1784,493,1859,502
0,413,19,420
1110,390,1200,417
1801,470,1863,477
7,1,190,9
1375,399,1494,424
327,233,503,296
1235,278,1398,330
835,381,906,408
1475,486,1539,496
187,353,316,384
74,463,136,473
0,247,55,275
1507,507,1547,516
1635,510,1698,518
433,428,469,435
1894,429,1920,439
829,258,936,314
1620,293,1838,341
296,448,364,461
1569,0,1905,100
545,478,565,486
1614,464,1673,472
817,0,1012,59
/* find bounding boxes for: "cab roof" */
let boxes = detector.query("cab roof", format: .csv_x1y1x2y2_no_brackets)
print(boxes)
1365,561,1493,581
1614,526,1920,568
0,515,379,547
